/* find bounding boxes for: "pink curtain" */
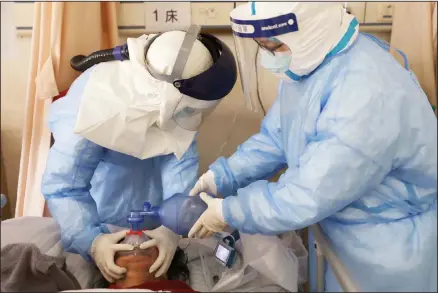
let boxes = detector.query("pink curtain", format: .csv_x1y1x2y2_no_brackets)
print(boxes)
16,2,119,217
390,2,437,111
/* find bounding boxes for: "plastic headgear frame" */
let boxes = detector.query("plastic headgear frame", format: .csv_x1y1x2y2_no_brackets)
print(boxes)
144,25,237,102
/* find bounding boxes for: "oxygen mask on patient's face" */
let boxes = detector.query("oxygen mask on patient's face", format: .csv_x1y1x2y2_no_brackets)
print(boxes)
114,215,162,288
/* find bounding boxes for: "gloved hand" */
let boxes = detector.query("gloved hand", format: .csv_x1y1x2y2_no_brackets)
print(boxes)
139,226,181,278
189,170,217,196
188,192,227,239
90,230,134,283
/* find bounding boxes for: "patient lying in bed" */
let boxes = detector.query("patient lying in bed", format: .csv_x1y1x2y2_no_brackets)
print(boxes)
2,217,303,292
1,217,195,292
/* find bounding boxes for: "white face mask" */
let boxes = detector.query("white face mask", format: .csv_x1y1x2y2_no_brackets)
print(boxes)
260,50,292,74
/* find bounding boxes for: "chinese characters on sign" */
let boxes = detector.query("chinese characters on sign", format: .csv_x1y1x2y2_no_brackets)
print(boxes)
166,10,178,23
145,2,191,32
152,9,178,23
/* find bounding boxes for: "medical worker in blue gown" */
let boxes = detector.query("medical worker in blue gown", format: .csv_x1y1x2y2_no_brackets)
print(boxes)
188,3,437,292
41,26,236,285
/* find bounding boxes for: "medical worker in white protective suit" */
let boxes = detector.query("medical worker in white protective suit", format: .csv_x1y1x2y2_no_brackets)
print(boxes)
188,3,437,292
41,25,237,284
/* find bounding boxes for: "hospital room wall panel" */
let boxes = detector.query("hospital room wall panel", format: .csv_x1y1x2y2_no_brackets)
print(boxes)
1,2,393,214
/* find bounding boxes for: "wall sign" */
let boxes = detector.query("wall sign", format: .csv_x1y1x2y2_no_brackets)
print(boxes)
145,2,191,32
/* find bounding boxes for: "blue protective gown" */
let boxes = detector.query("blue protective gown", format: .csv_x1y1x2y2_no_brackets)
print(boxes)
210,33,437,291
41,69,199,262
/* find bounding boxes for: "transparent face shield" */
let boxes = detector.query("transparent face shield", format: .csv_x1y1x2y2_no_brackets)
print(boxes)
230,12,299,112
144,25,221,131
171,95,220,131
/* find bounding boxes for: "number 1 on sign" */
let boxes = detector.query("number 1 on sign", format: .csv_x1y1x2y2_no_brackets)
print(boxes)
154,9,158,21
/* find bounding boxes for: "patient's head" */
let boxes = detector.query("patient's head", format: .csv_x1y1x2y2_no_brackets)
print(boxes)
114,247,189,288
115,246,160,288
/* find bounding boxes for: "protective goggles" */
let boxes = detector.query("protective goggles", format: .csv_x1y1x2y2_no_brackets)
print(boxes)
253,38,285,55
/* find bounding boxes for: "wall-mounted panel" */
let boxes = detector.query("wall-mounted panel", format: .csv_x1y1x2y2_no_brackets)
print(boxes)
13,2,33,37
192,2,234,27
13,2,394,37
365,2,395,24
118,2,145,28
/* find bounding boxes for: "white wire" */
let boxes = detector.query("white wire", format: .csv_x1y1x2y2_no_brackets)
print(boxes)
215,102,245,158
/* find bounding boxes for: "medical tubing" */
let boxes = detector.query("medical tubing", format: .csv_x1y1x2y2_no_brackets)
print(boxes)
215,102,244,158
70,44,129,72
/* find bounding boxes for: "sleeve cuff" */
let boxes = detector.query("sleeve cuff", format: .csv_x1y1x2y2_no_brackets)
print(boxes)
69,226,107,262
222,196,246,232
210,157,237,197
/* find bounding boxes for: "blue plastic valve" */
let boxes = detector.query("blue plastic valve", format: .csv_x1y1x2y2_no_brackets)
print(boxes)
127,210,145,232
142,202,151,211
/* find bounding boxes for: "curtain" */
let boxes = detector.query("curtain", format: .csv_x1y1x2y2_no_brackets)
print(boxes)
433,3,437,101
16,2,119,217
390,2,438,111
1,151,13,220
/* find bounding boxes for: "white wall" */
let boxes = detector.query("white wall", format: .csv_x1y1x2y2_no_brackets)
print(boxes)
1,2,32,215
1,2,392,216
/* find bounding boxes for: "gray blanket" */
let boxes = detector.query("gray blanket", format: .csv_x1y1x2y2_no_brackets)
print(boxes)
1,243,81,292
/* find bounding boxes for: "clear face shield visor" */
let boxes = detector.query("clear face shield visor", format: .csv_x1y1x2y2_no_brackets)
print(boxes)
171,95,220,130
230,13,299,112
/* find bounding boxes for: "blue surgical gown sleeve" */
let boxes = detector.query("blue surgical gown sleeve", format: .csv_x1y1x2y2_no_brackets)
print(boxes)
210,99,286,197
160,139,199,200
41,70,107,262
220,83,398,235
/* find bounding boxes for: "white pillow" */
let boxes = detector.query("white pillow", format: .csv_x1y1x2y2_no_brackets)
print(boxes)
1,216,102,289
1,216,62,254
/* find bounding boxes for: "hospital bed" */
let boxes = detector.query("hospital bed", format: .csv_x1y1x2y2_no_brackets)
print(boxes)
1,216,360,292
308,225,360,292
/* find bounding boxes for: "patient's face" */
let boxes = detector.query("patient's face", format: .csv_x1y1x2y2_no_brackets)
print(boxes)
115,246,165,288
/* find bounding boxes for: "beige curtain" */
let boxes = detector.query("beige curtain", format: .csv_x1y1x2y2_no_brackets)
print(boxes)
1,152,13,220
433,3,437,96
16,2,119,217
390,2,438,111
